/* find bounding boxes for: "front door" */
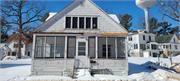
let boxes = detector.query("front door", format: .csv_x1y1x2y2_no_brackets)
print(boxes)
75,37,89,68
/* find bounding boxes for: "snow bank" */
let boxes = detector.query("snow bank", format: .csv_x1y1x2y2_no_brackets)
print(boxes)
3,56,17,60
2,56,31,60
138,69,180,81
10,75,72,80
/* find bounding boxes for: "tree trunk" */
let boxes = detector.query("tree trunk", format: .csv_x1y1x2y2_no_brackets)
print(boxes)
18,37,21,59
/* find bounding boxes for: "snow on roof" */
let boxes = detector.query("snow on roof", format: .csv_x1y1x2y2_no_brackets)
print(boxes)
45,13,120,24
3,46,11,51
108,14,120,24
45,12,57,21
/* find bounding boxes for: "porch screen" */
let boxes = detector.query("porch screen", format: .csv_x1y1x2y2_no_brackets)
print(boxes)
117,37,125,58
67,37,76,58
88,37,95,58
56,37,65,58
35,37,45,57
98,37,106,58
108,37,115,58
45,37,55,58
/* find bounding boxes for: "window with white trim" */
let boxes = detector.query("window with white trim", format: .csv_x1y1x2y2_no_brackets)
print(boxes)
65,17,98,29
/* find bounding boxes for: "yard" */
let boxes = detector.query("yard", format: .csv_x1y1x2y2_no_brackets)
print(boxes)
0,55,180,81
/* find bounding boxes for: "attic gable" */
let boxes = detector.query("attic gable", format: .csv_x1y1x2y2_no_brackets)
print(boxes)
34,0,128,34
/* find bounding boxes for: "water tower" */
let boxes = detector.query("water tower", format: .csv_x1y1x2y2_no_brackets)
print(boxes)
136,0,157,33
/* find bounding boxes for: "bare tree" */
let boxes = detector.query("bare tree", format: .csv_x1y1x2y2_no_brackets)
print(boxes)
1,0,51,58
157,0,180,22
102,7,113,14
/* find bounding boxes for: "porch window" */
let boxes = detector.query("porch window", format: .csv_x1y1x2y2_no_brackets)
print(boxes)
108,37,115,58
45,37,55,58
79,17,84,29
98,37,106,58
66,17,71,28
67,37,76,58
35,37,45,57
102,45,110,58
56,37,65,58
117,37,125,57
93,18,97,29
88,37,95,58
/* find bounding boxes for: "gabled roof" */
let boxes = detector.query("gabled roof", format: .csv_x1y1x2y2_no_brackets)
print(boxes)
176,34,180,40
42,12,120,24
34,0,128,33
155,34,174,43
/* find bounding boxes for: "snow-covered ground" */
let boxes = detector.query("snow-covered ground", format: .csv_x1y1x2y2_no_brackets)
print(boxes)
0,55,180,81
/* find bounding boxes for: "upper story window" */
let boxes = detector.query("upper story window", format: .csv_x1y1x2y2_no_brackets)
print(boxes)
143,35,145,40
149,36,151,41
128,36,132,41
174,38,175,42
65,17,98,29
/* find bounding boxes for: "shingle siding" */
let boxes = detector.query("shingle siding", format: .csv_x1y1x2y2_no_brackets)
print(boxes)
37,0,126,33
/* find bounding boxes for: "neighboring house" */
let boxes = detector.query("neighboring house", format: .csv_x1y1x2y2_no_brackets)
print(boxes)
127,30,158,57
0,44,6,60
156,34,180,56
0,40,33,57
32,0,129,76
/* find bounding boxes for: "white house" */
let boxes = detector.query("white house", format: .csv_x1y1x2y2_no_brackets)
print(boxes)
156,34,180,56
127,30,180,57
127,30,158,57
0,40,33,57
0,43,6,60
31,0,129,76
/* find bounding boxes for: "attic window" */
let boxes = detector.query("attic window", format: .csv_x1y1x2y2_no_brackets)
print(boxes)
66,17,71,28
93,18,97,29
65,17,98,29
174,38,175,42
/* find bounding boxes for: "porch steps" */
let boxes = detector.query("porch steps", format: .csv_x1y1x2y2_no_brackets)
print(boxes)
72,68,79,79
91,69,113,75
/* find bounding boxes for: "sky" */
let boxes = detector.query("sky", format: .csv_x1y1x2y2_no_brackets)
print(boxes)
43,0,179,30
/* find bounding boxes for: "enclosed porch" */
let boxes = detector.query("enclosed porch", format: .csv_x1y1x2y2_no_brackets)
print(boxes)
32,33,128,76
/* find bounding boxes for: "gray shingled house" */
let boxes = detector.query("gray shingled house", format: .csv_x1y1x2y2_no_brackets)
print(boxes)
31,0,129,76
